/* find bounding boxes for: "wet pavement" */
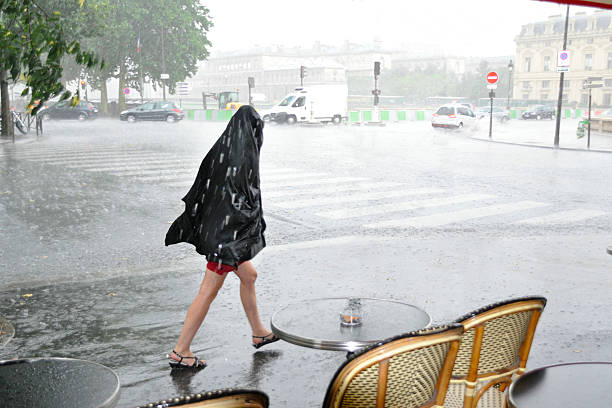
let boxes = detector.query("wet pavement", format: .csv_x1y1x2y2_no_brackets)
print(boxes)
1,118,611,406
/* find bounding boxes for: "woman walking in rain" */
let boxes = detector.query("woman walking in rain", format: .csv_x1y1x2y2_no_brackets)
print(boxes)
165,105,278,370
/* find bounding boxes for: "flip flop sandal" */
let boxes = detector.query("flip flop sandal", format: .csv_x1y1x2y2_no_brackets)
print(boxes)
168,350,207,370
252,333,280,349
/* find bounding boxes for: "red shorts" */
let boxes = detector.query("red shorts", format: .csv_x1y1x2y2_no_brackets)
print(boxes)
207,261,245,275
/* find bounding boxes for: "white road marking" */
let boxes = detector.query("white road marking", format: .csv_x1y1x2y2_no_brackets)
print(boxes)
83,162,194,172
277,188,445,209
108,168,195,177
261,235,392,255
263,176,368,189
515,209,606,225
263,172,326,182
28,154,175,164
364,201,549,228
319,193,492,219
262,182,403,198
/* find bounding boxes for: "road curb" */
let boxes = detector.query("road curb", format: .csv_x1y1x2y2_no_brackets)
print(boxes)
469,136,612,154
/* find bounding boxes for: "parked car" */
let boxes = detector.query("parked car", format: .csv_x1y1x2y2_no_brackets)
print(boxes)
521,105,555,120
120,101,184,123
476,106,510,122
40,100,98,121
431,104,477,129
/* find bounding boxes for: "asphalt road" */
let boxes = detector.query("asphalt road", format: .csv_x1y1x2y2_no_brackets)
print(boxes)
1,118,611,407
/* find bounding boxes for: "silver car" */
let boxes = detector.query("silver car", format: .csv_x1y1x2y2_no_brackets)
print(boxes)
476,106,510,122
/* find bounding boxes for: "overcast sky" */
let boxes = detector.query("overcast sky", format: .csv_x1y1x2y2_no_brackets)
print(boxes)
203,0,601,57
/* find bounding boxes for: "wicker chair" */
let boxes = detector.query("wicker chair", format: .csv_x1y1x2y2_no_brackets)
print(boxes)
444,296,547,408
136,388,269,408
322,323,464,408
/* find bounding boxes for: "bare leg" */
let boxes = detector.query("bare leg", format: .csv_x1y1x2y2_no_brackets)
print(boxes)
234,261,271,343
171,268,227,365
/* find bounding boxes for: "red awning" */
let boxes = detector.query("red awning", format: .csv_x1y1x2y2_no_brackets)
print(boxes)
538,0,612,9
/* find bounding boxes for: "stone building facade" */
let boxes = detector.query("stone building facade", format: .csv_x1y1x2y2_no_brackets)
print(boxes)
514,10,612,107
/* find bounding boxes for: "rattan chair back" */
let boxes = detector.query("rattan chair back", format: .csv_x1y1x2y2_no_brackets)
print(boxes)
136,388,269,408
322,323,464,408
447,296,546,408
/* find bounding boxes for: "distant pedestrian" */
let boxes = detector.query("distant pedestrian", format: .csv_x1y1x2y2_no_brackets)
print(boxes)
164,105,278,370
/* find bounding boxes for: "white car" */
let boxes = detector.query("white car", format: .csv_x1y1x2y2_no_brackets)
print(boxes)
431,104,477,130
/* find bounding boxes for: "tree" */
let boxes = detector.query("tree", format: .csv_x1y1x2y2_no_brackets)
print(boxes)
62,0,212,116
0,0,102,137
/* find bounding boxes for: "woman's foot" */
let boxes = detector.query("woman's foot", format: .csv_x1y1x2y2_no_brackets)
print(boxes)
168,350,207,370
252,332,280,349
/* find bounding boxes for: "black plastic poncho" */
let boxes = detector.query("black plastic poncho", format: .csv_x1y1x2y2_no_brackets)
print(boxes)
165,105,266,267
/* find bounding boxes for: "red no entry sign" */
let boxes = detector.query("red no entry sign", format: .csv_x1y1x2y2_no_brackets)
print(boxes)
486,72,499,84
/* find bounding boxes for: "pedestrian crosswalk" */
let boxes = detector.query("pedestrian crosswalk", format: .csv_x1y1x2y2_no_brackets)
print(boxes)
2,144,607,230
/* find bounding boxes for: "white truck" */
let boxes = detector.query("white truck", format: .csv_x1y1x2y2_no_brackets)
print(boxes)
262,84,348,125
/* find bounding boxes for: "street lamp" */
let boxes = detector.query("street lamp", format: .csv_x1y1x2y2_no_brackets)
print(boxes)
507,60,514,110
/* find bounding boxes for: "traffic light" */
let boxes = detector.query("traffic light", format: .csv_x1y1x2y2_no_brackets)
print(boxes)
300,65,307,79
374,61,381,77
80,80,86,90
248,77,255,88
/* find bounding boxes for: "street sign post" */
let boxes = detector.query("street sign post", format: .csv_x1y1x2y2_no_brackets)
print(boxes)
557,50,570,72
582,77,604,148
486,72,498,139
176,82,191,108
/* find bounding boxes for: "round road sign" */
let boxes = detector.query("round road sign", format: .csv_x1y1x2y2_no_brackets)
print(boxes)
560,52,568,60
486,72,499,84
123,88,130,95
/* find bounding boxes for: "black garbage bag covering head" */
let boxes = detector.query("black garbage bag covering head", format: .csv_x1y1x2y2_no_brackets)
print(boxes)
165,105,266,268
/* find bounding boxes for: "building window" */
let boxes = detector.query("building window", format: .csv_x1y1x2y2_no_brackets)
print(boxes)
608,53,612,69
605,94,612,106
587,38,594,44
568,39,573,45
605,79,612,87
523,81,531,89
562,93,569,102
575,18,587,32
585,54,593,71
541,94,548,100
544,56,551,72
545,40,551,47
525,56,531,72
523,94,530,100
581,94,589,105
534,23,545,35
542,80,550,88
564,80,571,88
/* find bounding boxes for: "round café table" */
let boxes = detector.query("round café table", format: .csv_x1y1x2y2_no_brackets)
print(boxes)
0,357,120,408
271,297,431,352
0,315,15,348
507,362,612,408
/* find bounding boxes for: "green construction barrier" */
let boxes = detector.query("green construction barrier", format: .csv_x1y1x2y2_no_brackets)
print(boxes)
380,111,390,121
205,110,213,120
397,111,407,121
415,111,425,121
224,110,234,120
510,109,517,119
350,111,360,122
575,109,581,118
565,108,572,118
362,111,372,121
187,110,195,120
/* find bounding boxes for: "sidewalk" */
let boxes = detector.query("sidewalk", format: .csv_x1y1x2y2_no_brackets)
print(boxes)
1,233,610,407
471,118,612,153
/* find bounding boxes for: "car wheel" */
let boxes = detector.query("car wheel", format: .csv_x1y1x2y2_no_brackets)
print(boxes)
78,112,87,121
331,115,342,125
262,114,270,122
42,113,51,121
457,122,463,129
166,114,177,123
536,114,541,120
286,115,297,125
126,115,136,123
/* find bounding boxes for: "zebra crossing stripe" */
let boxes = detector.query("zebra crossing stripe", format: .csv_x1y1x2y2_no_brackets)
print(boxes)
4,149,144,160
263,176,367,189
318,193,492,219
28,153,175,163
276,188,445,209
107,167,195,176
264,172,327,182
83,162,194,172
263,182,403,199
515,209,606,225
364,201,549,228
159,167,298,187
0,147,137,158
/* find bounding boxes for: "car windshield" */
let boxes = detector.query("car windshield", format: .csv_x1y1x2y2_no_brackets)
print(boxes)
278,96,296,107
436,107,454,115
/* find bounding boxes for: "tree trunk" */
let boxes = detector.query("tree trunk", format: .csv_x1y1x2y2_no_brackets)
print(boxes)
117,64,126,114
0,68,14,140
100,77,108,116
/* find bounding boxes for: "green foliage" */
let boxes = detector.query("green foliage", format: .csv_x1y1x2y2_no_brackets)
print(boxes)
0,0,102,116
